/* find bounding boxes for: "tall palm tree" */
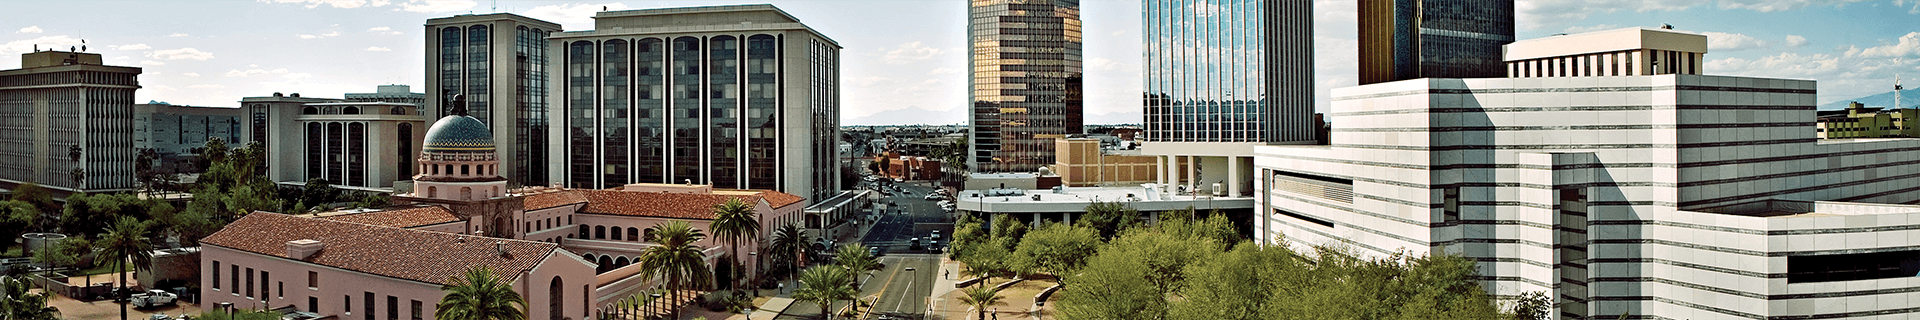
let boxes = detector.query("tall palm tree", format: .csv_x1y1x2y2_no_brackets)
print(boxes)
708,197,760,292
768,223,805,289
833,244,880,286
792,265,856,320
957,286,1005,320
96,217,152,320
3,275,61,320
435,266,526,320
638,220,712,320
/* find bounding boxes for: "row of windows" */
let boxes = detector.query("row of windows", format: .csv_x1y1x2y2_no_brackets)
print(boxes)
213,260,428,320
0,70,138,87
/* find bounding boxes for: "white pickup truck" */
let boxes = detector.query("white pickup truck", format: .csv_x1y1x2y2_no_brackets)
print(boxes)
130,289,177,308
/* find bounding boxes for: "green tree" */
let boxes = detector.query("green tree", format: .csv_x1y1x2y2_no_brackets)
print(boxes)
792,265,856,320
435,266,527,320
1077,202,1140,240
96,217,155,320
957,286,1005,320
32,236,90,273
196,309,280,320
708,197,760,291
1167,242,1301,320
1055,228,1218,320
990,216,1028,250
1510,291,1553,320
768,224,805,288
300,178,340,207
0,201,39,255
639,220,712,320
833,243,880,286
2,275,62,320
1011,222,1101,278
958,243,1012,283
9,182,58,216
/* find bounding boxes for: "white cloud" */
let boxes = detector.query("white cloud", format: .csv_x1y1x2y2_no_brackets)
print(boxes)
1715,0,1873,12
147,48,214,61
17,26,43,34
182,72,200,77
928,68,957,75
1563,24,1619,34
1785,35,1809,48
367,26,402,35
298,30,344,39
225,69,270,77
1703,32,1770,51
321,31,340,37
259,0,391,9
522,3,628,28
0,35,83,54
1852,32,1920,58
112,44,150,50
187,84,225,89
298,35,319,39
399,0,477,13
166,33,188,37
365,46,392,51
271,68,288,73
139,60,165,66
283,73,313,79
881,41,944,65
369,27,390,31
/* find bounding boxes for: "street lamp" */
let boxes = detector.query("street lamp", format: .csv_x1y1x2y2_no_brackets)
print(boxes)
749,251,760,297
648,292,662,320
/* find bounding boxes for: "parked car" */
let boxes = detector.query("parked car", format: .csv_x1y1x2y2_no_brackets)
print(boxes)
130,289,177,308
909,237,923,250
930,230,941,241
869,246,883,257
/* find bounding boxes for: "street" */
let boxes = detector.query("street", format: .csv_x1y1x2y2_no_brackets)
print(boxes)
780,183,954,320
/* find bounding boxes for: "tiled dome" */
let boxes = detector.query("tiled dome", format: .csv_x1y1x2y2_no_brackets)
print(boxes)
422,115,493,153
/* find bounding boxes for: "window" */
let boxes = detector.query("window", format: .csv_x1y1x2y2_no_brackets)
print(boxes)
387,296,399,320
213,261,222,290
230,265,239,295
411,300,423,320
345,295,352,315
1443,188,1460,223
246,268,255,298
1787,250,1920,283
262,271,271,300
364,292,375,320
277,282,283,299
309,297,319,313
309,271,319,289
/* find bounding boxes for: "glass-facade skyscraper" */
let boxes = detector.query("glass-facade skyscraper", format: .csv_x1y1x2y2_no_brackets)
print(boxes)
547,5,841,201
1143,0,1314,144
425,13,561,187
968,0,1083,173
1358,0,1514,85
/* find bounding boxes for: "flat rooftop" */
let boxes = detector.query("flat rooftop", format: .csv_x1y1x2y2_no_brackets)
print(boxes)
956,186,1254,213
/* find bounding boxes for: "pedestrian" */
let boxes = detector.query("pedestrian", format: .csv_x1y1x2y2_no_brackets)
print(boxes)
992,308,997,320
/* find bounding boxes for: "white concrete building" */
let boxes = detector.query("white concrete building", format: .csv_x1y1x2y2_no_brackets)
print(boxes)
1255,28,1920,319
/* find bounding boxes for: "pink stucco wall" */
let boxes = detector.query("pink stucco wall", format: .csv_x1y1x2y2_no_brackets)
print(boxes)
200,245,594,320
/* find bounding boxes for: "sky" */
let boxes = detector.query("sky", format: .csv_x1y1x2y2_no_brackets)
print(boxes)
3,0,1918,125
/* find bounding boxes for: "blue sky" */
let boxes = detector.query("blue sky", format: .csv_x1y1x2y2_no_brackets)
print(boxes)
3,0,1917,125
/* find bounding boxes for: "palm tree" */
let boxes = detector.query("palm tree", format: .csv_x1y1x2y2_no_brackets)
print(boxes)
768,223,805,289
95,217,153,320
833,244,880,286
435,266,526,320
638,220,712,320
708,197,760,292
957,286,1005,320
792,265,856,320
3,275,61,320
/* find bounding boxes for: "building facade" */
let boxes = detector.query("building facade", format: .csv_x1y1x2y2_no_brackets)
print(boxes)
1139,0,1312,199
0,50,140,193
240,91,426,189
968,0,1083,173
345,84,427,114
1257,28,1920,319
425,13,562,187
133,103,242,162
545,4,842,202
1357,0,1514,85
1815,102,1918,139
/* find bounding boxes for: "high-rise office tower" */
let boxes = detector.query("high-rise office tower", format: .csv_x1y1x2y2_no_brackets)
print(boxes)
968,0,1083,173
1358,0,1514,85
547,4,842,201
0,50,141,193
1140,0,1312,198
425,13,562,187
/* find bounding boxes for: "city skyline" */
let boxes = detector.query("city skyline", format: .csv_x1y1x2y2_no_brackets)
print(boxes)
1,0,1918,126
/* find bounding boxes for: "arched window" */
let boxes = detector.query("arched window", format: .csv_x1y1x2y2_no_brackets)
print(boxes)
427,186,437,197
549,276,565,320
391,106,406,115
578,225,589,237
594,226,605,239
342,106,360,115
302,106,318,114
596,256,612,273
626,227,638,241
462,165,470,175
444,164,453,175
610,227,621,241
614,257,629,269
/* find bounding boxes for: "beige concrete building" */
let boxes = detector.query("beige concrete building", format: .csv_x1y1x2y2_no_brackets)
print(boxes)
240,91,427,190
425,13,563,187
1053,138,1160,187
1505,27,1708,78
0,50,141,193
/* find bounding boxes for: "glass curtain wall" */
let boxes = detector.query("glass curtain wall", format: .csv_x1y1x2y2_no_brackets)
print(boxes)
567,40,597,188
515,26,552,186
636,38,667,185
967,0,1082,172
466,26,491,124
439,27,462,116
710,36,740,188
745,35,779,190
670,36,703,184
602,39,630,188
1143,0,1266,142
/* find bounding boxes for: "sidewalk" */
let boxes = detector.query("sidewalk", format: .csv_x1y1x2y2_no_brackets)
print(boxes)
927,255,963,320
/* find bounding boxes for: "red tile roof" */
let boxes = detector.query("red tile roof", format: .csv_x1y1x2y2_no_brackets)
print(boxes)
720,189,806,209
523,191,589,211
573,190,761,220
202,212,558,285
318,205,460,229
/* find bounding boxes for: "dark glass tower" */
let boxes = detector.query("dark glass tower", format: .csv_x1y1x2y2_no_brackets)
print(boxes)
1358,0,1514,85
1143,0,1313,144
968,0,1083,172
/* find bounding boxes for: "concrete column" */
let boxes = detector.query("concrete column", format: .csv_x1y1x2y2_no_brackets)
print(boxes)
1185,155,1197,193
1159,155,1170,185
1227,156,1241,198
1063,212,1072,226
1033,213,1042,226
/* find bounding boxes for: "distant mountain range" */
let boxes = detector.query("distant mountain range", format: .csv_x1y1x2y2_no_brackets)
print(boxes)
843,106,1142,126
1819,88,1920,110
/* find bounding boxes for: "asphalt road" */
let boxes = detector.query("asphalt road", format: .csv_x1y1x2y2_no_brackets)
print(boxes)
780,182,954,320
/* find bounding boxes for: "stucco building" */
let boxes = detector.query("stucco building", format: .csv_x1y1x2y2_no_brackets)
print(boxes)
1256,27,1920,319
241,91,428,190
0,50,141,193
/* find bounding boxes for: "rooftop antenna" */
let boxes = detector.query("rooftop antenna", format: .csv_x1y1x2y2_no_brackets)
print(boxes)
1898,75,1905,110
